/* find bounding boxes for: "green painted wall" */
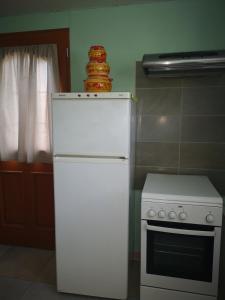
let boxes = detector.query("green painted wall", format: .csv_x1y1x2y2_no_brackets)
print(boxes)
0,0,225,253
0,0,225,93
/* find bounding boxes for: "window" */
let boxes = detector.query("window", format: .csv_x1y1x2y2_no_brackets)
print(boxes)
0,29,70,163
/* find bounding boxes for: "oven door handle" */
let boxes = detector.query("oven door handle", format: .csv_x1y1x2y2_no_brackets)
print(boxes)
146,224,216,237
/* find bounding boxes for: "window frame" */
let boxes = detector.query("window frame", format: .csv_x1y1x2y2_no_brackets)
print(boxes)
0,28,71,92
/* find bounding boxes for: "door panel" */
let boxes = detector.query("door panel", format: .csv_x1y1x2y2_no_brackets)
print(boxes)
141,220,221,296
0,171,25,227
0,161,54,249
141,286,216,300
31,172,54,228
146,226,214,281
52,99,131,157
54,157,129,299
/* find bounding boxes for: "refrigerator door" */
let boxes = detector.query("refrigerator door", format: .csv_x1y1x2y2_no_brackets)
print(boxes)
53,156,129,299
52,99,131,157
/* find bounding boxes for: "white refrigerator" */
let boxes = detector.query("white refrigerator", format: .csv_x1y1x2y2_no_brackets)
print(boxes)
52,92,135,299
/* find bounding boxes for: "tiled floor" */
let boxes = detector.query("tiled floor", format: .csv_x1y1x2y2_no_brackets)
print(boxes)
0,244,224,300
0,245,139,300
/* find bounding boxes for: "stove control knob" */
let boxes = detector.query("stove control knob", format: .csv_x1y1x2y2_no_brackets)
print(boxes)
206,214,214,223
158,210,166,218
148,209,156,218
179,212,187,220
168,211,177,219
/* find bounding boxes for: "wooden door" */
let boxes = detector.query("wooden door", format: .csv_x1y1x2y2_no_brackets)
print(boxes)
0,162,54,249
0,28,70,249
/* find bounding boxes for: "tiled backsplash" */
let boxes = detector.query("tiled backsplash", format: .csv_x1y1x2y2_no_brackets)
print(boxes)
135,61,225,196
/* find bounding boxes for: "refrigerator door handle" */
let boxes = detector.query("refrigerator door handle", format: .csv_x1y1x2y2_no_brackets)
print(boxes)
54,154,127,159
53,155,128,164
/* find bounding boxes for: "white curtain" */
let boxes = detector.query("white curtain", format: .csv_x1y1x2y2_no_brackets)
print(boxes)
0,44,60,163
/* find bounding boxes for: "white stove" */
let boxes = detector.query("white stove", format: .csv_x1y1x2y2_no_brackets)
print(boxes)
142,174,223,226
140,174,223,300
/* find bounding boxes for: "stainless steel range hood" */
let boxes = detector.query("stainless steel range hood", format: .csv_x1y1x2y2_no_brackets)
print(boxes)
142,50,225,77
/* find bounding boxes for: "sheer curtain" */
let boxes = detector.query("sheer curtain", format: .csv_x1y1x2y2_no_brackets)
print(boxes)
0,44,60,163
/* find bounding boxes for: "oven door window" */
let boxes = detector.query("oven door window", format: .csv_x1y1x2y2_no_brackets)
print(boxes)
146,226,214,282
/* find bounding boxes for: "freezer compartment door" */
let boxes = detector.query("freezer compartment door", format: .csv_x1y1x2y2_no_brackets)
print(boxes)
52,99,131,157
53,157,129,299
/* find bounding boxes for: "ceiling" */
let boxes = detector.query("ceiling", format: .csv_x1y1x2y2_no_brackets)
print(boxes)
0,0,173,17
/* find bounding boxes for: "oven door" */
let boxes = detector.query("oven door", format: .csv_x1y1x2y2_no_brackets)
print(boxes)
141,220,221,296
